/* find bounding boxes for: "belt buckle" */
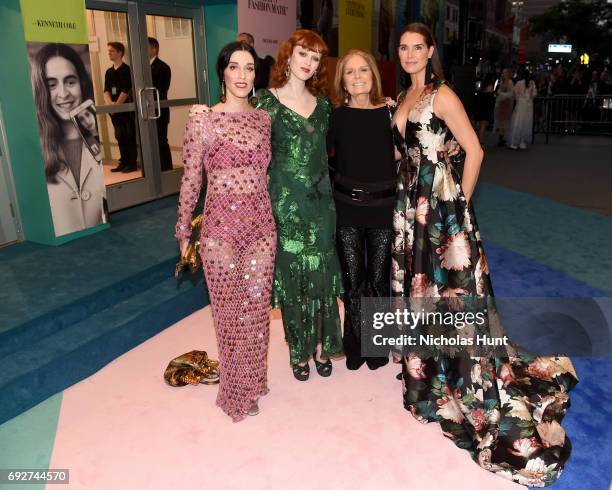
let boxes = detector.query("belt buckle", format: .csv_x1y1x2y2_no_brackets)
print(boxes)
350,188,364,201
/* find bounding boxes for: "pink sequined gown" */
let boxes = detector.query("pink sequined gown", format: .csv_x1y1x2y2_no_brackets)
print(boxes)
175,107,276,422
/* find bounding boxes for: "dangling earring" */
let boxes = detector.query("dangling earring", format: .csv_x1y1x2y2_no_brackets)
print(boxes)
343,89,350,105
285,64,290,80
313,70,318,82
425,58,433,84
249,85,258,107
220,80,226,103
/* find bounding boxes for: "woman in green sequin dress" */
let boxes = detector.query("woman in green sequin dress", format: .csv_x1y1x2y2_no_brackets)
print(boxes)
257,30,343,380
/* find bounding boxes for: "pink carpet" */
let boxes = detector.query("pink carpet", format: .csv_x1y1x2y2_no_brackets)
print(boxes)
48,307,524,490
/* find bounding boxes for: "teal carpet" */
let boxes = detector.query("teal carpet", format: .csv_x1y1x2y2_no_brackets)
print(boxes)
0,196,209,424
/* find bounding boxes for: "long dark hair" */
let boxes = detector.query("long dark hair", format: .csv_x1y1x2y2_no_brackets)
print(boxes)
517,67,531,84
216,41,258,88
31,43,94,183
399,22,445,88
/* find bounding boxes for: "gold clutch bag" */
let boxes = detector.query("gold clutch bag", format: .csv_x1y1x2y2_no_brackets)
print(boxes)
163,350,220,386
175,214,204,278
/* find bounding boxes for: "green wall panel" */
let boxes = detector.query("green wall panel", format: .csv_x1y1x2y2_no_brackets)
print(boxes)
0,0,56,245
0,0,238,246
204,2,238,104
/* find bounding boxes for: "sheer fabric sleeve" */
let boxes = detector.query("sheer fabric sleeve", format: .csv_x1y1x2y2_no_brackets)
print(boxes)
174,107,209,241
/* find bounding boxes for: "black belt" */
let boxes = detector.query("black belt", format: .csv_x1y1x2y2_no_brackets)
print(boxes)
333,181,396,203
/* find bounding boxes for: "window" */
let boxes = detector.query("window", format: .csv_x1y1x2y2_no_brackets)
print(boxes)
164,17,191,39
104,11,128,43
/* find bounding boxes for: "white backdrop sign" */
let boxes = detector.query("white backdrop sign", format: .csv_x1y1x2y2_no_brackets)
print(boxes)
237,0,296,58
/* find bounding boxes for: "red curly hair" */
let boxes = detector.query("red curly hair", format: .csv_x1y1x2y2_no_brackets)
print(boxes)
270,29,329,96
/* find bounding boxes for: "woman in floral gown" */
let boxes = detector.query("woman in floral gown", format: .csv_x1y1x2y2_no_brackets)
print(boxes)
392,23,578,487
257,30,343,381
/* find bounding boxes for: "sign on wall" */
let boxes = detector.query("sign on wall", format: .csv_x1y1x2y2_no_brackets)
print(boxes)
237,0,297,58
21,0,107,237
339,0,373,56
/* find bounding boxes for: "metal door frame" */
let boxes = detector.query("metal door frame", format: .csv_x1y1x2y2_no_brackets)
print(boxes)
138,1,209,197
0,104,23,247
87,0,208,210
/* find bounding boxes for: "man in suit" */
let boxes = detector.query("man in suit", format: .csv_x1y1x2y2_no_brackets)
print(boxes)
236,32,274,91
148,37,173,171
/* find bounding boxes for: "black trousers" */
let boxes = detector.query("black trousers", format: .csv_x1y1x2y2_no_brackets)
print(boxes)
157,109,172,171
337,225,393,369
110,113,137,168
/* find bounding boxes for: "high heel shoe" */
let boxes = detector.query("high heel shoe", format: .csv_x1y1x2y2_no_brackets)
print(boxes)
292,362,310,381
314,357,333,377
245,401,259,416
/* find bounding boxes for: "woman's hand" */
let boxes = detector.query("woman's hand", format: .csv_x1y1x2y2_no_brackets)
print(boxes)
179,240,189,256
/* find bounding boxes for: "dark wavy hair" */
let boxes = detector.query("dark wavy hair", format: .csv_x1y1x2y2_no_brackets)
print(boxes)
399,22,445,88
270,30,329,96
216,41,258,88
31,43,94,183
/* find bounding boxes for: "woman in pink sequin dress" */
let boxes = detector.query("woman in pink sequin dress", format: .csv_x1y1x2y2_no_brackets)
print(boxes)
175,42,276,422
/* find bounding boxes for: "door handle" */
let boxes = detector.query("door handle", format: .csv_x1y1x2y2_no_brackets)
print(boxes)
137,87,160,120
151,87,161,120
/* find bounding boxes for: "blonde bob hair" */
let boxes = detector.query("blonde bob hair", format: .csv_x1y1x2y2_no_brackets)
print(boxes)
333,49,385,107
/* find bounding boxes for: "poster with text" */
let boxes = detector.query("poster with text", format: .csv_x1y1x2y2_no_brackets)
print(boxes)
238,0,297,58
339,0,373,56
21,0,107,237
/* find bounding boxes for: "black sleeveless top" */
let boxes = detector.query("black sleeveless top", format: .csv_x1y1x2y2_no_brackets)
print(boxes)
327,105,396,228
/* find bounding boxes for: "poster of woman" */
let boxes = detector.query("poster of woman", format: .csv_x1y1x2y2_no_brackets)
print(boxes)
28,42,107,237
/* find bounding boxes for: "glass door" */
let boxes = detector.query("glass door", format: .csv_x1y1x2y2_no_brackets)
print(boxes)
141,4,208,197
0,105,22,247
85,1,207,212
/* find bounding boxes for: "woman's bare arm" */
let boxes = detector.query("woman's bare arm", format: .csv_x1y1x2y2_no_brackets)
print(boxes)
433,84,484,202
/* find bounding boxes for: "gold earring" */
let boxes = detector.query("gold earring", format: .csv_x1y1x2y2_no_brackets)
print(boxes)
249,86,258,107
220,80,226,103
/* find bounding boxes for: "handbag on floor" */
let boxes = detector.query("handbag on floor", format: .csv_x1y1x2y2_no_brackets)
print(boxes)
163,350,220,386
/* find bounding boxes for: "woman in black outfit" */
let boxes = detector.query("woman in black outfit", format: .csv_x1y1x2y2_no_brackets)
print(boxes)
327,49,396,370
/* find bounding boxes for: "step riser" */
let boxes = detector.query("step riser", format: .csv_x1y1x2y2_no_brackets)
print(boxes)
0,285,208,425
0,259,182,358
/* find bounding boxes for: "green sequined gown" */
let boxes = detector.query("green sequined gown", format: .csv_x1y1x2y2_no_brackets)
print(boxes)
257,89,343,365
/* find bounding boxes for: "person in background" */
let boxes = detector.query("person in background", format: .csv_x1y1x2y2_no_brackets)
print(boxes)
148,37,172,171
568,66,585,95
493,68,514,147
599,69,612,95
103,42,138,173
507,68,537,150
236,32,275,90
473,73,496,147
536,72,549,97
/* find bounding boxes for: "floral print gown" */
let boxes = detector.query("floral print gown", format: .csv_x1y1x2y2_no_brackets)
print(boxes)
392,81,578,487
